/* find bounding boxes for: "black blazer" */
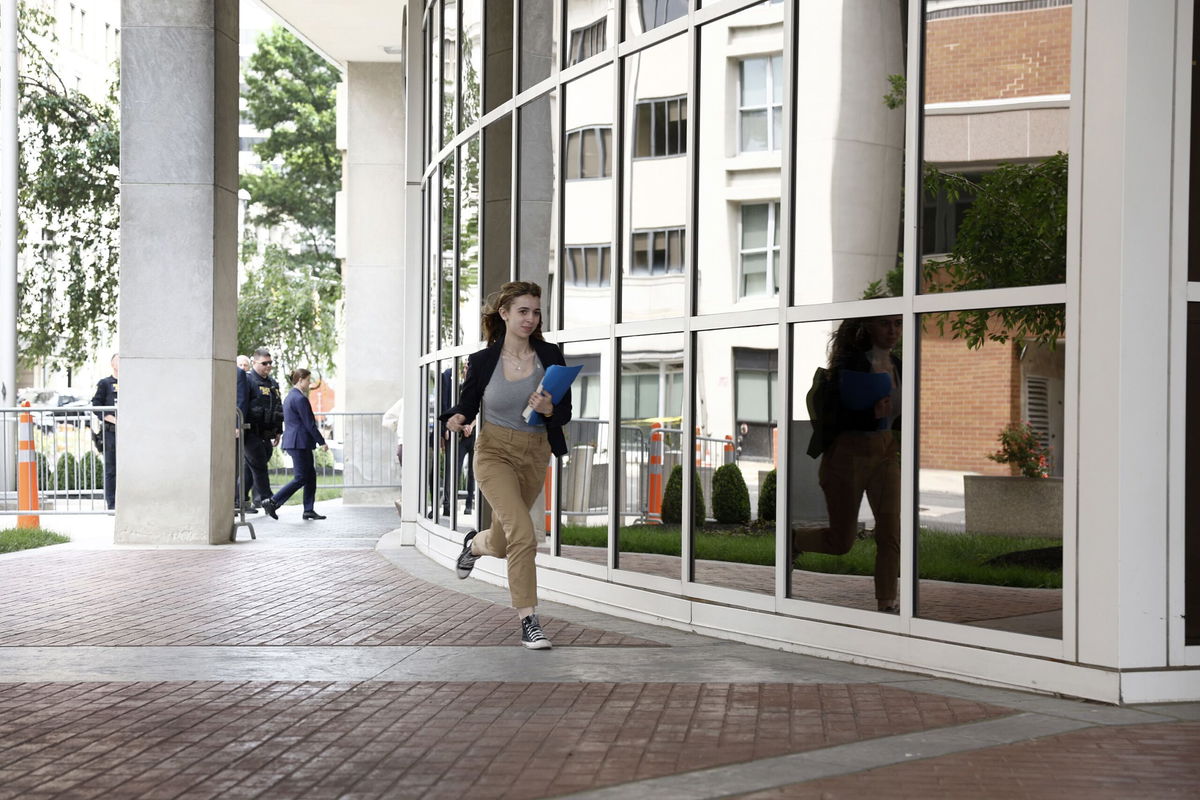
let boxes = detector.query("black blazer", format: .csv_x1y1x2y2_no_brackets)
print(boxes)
439,335,573,457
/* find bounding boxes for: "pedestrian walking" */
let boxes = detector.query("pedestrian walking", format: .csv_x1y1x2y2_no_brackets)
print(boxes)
440,281,572,650
243,348,284,508
262,368,328,521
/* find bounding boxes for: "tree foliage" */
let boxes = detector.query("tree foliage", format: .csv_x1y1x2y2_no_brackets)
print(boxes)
16,1,120,370
239,27,342,372
236,244,340,373
923,153,1069,349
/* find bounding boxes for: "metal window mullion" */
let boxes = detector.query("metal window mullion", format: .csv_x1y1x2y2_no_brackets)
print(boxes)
777,0,796,600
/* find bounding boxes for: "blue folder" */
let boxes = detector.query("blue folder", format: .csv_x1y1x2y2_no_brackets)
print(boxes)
838,370,892,412
522,363,584,425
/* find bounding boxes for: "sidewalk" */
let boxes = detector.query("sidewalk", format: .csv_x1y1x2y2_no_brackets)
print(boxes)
0,504,1196,799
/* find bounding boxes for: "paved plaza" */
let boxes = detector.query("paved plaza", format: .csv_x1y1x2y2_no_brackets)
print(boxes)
0,504,1197,799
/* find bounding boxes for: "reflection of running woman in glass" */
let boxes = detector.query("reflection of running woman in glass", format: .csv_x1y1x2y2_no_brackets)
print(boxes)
794,316,902,613
440,281,573,649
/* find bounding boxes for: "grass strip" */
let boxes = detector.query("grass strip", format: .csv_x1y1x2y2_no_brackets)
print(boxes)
0,528,70,554
561,524,1061,589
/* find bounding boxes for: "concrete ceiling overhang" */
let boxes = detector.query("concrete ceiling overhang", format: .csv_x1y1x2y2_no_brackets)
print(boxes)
255,0,405,68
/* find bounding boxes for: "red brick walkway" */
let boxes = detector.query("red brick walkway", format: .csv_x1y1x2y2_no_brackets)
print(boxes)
738,721,1200,799
0,681,1010,800
0,550,657,648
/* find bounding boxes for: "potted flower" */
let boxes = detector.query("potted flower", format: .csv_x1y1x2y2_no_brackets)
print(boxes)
963,422,1063,538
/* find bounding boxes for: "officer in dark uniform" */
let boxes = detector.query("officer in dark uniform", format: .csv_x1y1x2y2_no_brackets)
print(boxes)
243,348,284,507
90,353,119,509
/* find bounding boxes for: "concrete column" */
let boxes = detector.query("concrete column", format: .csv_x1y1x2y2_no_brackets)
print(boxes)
342,62,406,505
1076,1,1175,669
116,0,239,544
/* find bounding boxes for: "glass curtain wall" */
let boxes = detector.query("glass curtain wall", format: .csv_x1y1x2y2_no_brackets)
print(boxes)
418,0,1077,649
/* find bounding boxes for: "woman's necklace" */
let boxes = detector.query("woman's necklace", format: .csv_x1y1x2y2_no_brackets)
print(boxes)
502,348,533,373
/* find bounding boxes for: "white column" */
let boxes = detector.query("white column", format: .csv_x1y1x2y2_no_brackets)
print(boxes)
1075,1,1176,669
342,62,406,505
115,0,239,544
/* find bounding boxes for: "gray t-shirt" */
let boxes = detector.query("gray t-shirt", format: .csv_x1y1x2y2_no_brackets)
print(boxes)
482,358,546,432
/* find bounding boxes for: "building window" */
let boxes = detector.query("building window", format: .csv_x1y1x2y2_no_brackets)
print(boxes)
634,96,687,158
565,126,613,179
578,374,602,419
621,371,683,420
568,17,607,65
639,0,688,33
565,245,612,287
734,347,778,460
921,171,983,255
631,228,685,275
738,55,783,152
739,202,780,297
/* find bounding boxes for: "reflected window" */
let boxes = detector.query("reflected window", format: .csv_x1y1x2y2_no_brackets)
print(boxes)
738,55,782,152
639,0,687,32
565,126,613,179
634,96,687,158
631,228,685,275
578,374,602,419
734,348,777,460
620,372,682,420
565,245,612,287
921,172,982,256
568,17,607,65
739,202,780,297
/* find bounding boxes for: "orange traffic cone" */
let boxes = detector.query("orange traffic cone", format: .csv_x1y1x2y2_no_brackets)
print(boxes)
17,401,40,529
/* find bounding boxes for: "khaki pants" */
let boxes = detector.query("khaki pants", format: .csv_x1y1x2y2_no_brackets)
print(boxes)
472,424,552,609
794,430,900,605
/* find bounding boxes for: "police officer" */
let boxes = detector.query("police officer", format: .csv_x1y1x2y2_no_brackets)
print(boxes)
243,348,284,508
91,353,119,510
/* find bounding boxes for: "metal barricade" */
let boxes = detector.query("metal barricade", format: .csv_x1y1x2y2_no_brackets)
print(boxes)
0,405,115,516
231,408,256,541
270,411,402,491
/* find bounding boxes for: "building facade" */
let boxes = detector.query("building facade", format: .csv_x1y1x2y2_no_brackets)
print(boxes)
114,0,1199,703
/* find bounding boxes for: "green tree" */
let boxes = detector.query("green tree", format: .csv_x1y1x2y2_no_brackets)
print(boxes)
922,154,1068,350
239,26,342,372
236,243,339,372
16,2,120,370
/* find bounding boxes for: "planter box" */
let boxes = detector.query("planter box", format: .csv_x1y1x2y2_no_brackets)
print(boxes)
963,475,1063,538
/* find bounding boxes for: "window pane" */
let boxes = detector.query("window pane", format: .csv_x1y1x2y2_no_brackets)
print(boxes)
740,110,768,151
770,54,783,104
741,263,766,297
635,103,652,157
442,0,458,144
618,333,685,579
622,36,688,322
694,326,778,596
632,232,650,273
560,340,611,563
567,4,611,66
697,8,783,314
736,372,770,422
653,100,667,155
740,58,767,106
1188,303,1200,643
564,66,615,324
918,1,1072,292
520,0,557,91
581,129,601,177
461,0,484,126
792,0,906,304
742,204,769,249
517,98,553,324
565,131,581,179
917,305,1064,638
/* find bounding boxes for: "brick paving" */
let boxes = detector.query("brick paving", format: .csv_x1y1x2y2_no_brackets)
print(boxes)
0,549,658,648
0,680,1011,800
737,721,1200,799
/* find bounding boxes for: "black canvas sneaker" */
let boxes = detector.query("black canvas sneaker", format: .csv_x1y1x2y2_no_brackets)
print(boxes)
520,614,552,650
456,530,480,579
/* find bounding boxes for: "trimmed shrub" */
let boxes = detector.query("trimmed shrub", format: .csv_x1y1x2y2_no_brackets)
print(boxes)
315,447,335,471
54,452,79,490
757,469,777,522
77,451,101,490
711,463,750,524
35,452,52,490
661,464,705,527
